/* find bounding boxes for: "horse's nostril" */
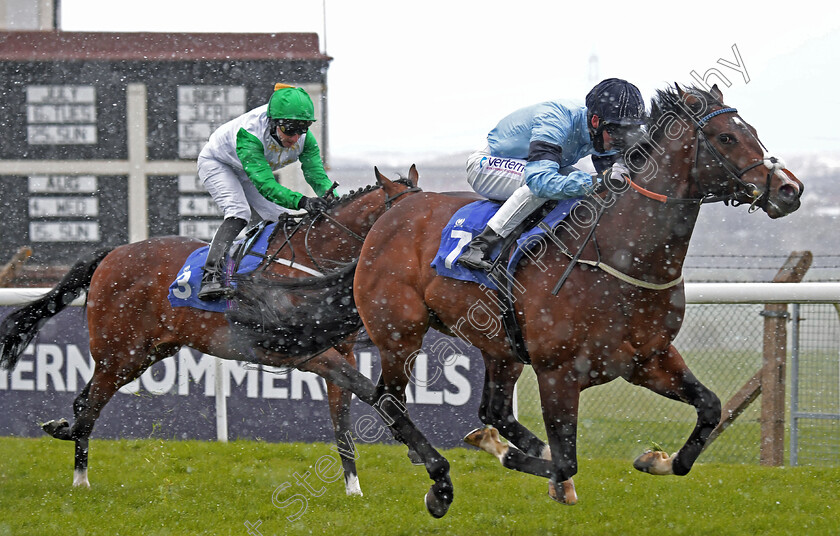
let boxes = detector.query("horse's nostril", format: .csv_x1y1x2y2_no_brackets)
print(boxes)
779,184,799,203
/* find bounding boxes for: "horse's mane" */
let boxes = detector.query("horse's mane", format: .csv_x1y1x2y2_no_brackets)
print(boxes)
646,85,724,136
626,84,725,171
331,176,414,207
288,176,414,225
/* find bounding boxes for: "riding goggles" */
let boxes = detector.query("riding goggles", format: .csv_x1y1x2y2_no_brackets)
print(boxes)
603,123,644,151
274,119,312,136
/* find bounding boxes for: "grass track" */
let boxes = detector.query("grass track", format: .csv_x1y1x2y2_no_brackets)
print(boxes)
1,437,838,535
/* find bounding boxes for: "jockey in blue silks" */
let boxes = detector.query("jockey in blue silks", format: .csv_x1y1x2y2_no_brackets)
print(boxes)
458,78,647,271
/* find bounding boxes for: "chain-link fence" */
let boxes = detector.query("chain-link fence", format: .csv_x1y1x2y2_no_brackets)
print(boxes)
790,303,840,466
515,302,840,466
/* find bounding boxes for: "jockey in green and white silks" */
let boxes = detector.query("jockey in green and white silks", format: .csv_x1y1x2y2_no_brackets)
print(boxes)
196,84,335,300
458,78,647,272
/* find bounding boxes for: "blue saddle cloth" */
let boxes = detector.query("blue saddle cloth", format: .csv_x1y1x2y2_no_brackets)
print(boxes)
430,198,580,290
167,222,277,312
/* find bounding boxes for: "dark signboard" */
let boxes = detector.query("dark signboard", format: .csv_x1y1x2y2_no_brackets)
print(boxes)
0,31,331,264
0,174,129,265
0,306,485,448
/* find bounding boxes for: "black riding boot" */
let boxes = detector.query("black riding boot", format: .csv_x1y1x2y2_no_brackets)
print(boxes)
197,217,247,301
457,226,504,272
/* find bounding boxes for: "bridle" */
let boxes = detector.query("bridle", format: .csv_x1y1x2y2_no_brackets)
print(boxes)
266,179,422,274
310,179,422,244
626,106,784,212
552,104,784,295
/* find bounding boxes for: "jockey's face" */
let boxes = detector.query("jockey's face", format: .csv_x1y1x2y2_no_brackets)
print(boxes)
590,114,614,151
276,127,301,148
592,115,638,153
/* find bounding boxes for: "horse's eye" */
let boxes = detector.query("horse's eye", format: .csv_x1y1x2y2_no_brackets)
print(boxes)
719,133,736,144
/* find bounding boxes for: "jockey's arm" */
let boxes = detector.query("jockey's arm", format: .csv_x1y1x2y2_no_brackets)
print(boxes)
523,113,597,200
299,133,334,197
524,158,595,199
235,128,303,209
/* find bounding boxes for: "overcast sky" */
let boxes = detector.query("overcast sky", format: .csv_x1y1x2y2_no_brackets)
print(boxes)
60,0,840,160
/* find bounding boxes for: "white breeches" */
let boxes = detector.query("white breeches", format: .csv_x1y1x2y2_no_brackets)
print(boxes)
465,146,545,238
466,145,586,238
197,153,289,222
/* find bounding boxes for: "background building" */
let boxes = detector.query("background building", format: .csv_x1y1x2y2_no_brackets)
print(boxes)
1,1,331,284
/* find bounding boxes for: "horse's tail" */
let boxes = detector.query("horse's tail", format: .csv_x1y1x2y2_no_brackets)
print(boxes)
228,261,362,358
0,247,114,371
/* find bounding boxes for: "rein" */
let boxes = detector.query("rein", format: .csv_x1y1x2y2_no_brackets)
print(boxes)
261,181,422,276
549,189,685,295
552,106,768,294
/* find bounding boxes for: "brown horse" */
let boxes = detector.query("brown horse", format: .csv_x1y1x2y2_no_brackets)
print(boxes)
277,84,803,515
0,166,419,495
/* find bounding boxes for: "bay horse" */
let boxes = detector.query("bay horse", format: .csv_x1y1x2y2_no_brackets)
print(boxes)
266,84,803,515
0,166,419,496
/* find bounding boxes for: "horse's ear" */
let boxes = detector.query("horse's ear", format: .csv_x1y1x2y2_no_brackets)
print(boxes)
709,83,724,102
408,164,419,187
374,166,392,188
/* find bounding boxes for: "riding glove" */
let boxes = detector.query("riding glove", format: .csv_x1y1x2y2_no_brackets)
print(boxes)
611,161,630,179
298,196,330,215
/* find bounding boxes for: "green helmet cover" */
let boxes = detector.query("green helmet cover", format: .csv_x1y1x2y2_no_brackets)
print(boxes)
267,87,316,121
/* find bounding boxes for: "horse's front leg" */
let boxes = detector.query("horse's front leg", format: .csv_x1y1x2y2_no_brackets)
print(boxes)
473,352,548,458
629,344,721,476
536,363,581,505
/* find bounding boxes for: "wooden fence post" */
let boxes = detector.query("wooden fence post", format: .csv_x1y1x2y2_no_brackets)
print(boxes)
759,251,812,466
701,251,812,464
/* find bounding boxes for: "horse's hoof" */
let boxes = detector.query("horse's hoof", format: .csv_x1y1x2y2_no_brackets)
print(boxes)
73,469,90,488
463,427,488,448
424,488,452,519
463,426,508,461
548,478,577,505
42,418,69,437
633,449,674,475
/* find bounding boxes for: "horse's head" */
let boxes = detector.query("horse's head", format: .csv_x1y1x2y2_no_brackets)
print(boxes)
633,84,803,219
326,164,420,234
268,165,420,270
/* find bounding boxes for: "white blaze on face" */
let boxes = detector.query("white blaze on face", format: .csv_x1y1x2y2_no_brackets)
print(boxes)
732,116,796,187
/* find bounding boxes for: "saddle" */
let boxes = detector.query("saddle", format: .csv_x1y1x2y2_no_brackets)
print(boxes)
431,197,581,364
168,220,282,312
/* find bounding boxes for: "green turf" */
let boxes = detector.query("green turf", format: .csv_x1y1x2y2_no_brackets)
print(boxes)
1,436,838,535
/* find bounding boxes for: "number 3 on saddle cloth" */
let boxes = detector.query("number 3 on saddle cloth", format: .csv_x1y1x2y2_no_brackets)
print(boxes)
167,221,282,312
431,198,580,290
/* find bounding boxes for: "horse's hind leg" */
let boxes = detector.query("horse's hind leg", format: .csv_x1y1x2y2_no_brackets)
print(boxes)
629,344,721,476
42,350,160,487
295,350,453,518
41,381,94,487
471,353,548,458
326,344,362,496
371,370,423,465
